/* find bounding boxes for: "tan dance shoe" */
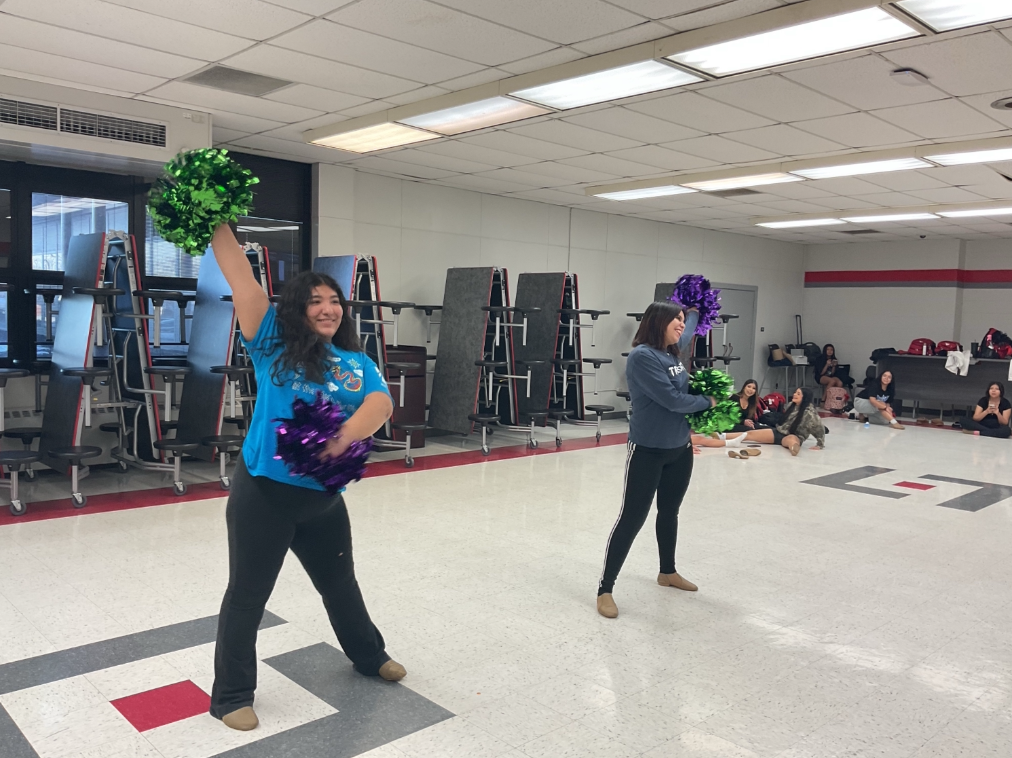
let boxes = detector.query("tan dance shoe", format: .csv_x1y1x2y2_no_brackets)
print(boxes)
658,572,698,592
222,706,259,731
597,593,618,618
379,660,407,681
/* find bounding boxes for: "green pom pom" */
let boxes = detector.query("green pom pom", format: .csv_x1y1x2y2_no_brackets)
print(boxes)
148,148,259,257
686,368,739,434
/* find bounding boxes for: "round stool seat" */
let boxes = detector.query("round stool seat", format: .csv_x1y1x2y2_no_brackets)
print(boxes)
145,366,192,377
73,287,125,298
4,428,42,443
583,358,613,368
0,369,30,388
391,422,427,432
527,411,549,419
518,359,548,366
153,439,201,454
549,409,573,420
585,404,614,414
0,450,40,466
223,417,248,429
475,360,508,368
211,365,254,378
202,435,243,449
386,362,420,371
616,391,631,400
552,359,580,367
468,413,499,425
160,421,178,433
581,309,610,318
99,422,123,434
63,367,112,384
49,446,102,463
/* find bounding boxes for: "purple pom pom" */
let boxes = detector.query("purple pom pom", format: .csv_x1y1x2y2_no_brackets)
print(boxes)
273,391,372,494
670,274,721,336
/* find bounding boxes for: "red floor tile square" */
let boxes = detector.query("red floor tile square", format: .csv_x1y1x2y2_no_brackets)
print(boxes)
111,680,210,732
895,481,935,491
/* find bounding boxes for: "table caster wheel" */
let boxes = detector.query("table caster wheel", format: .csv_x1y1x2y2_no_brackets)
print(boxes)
596,432,602,442
10,499,26,516
25,468,36,481
117,460,129,472
481,445,490,456
72,493,87,508
173,482,187,496
405,457,414,468
529,438,538,449
220,477,231,491
555,438,562,448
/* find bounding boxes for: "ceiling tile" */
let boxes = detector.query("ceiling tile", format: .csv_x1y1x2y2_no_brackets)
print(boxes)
569,21,676,54
919,164,1009,186
557,153,663,177
328,0,556,66
907,187,989,204
263,85,368,114
511,161,617,184
462,132,588,161
604,145,718,171
441,173,536,194
0,0,252,59
661,134,779,163
212,127,253,144
352,156,457,179
0,15,203,79
435,0,644,45
498,48,585,76
417,141,538,167
793,113,921,148
961,183,1012,200
267,0,357,13
270,20,483,83
806,196,885,210
805,177,891,196
474,167,570,188
627,92,775,133
231,134,343,163
102,0,310,40
226,45,418,99
563,108,703,144
959,92,1012,130
339,101,395,118
700,75,855,122
384,85,451,106
856,192,927,207
146,81,323,123
434,68,511,92
0,45,164,94
758,199,840,214
376,148,496,173
723,124,845,157
756,183,835,200
783,55,949,111
261,114,352,141
870,99,1006,140
883,32,1012,98
509,121,643,153
507,188,599,205
164,107,287,134
861,171,947,192
610,0,761,23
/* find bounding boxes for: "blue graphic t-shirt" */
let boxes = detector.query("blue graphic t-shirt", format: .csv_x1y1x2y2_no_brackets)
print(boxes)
241,306,391,491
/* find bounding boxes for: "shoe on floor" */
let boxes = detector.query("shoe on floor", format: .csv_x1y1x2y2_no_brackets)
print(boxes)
379,660,407,681
222,706,258,731
658,572,698,592
597,593,618,618
891,423,906,430
963,429,980,436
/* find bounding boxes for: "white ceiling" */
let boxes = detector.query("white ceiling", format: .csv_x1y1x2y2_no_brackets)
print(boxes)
2,0,1012,244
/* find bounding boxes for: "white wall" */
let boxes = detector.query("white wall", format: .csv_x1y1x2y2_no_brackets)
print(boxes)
316,164,806,404
962,240,1012,348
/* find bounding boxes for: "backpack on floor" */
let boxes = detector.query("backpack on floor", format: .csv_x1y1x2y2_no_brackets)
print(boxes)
822,387,849,411
763,392,786,413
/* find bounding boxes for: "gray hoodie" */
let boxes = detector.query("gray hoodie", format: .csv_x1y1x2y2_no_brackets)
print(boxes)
626,341,710,448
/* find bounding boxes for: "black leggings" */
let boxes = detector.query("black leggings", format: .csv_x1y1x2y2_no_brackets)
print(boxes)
962,418,1012,438
598,442,694,595
210,457,389,719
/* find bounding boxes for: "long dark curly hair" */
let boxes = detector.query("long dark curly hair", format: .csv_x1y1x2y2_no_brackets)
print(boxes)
269,271,361,386
787,387,815,436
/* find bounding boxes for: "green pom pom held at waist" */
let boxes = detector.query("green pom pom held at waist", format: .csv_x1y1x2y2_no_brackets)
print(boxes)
686,368,740,435
148,148,259,257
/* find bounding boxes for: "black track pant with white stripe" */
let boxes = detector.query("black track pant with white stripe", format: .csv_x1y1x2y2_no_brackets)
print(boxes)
598,442,694,596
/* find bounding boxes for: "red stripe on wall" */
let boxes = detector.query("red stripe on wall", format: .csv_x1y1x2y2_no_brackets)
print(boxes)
805,269,1012,286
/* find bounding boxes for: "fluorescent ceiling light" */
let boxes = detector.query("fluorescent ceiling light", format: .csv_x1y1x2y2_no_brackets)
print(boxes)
595,185,698,201
757,218,845,229
896,0,1012,32
510,61,702,110
937,207,1012,218
842,212,939,222
790,157,931,180
683,172,802,192
667,7,918,77
398,97,549,136
924,147,1012,166
310,123,437,153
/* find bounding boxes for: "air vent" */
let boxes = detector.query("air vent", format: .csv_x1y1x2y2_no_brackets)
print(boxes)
60,109,166,147
183,66,293,97
839,229,882,235
708,188,763,199
0,97,57,130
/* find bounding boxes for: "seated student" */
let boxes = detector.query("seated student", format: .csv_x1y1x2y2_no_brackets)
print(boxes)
814,344,844,389
854,370,904,430
962,382,1011,438
693,387,824,456
728,379,764,432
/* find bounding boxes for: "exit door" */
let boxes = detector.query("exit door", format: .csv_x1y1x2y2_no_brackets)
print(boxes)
711,283,757,391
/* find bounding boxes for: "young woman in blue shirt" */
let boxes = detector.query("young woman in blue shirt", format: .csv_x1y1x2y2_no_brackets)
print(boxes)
207,224,403,731
598,301,715,619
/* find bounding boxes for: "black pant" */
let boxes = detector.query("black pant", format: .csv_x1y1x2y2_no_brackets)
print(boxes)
962,418,1012,438
210,458,389,719
598,442,694,595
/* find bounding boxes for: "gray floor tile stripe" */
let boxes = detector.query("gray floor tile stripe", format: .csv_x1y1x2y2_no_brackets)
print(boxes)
0,612,285,695
801,466,909,499
921,474,1012,512
0,704,40,758
211,643,453,758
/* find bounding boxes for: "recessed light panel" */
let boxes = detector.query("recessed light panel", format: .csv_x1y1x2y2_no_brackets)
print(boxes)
398,97,549,136
896,0,1012,32
790,157,932,180
667,7,918,77
937,207,1012,218
310,123,438,153
595,185,698,201
841,212,939,222
924,147,1012,166
509,61,702,110
757,219,845,228
683,173,802,192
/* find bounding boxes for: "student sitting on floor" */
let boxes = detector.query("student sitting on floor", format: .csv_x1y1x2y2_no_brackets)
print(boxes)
728,378,765,432
961,382,1011,439
854,370,905,430
693,387,825,456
